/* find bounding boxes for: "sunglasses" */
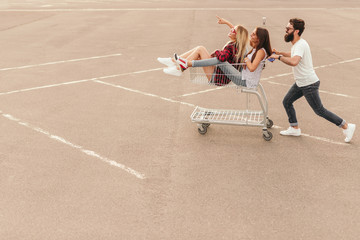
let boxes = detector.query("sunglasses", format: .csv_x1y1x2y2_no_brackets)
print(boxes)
286,27,294,32
230,28,237,34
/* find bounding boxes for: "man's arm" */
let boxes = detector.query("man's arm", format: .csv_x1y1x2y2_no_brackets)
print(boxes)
278,55,301,66
275,51,291,57
270,48,301,66
269,53,301,66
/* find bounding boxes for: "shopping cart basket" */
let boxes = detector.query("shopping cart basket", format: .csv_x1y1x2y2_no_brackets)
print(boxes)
189,62,273,141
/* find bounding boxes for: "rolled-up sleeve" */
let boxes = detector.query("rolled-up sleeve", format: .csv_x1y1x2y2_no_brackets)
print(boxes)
213,44,234,62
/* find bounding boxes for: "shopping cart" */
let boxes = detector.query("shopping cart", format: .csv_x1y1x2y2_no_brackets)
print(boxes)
189,62,273,141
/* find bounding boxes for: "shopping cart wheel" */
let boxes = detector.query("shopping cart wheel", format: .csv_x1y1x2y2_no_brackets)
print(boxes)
262,131,273,141
266,118,273,128
198,125,208,135
202,123,210,128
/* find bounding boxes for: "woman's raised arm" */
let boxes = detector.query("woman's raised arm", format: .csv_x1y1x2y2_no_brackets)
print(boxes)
216,16,234,28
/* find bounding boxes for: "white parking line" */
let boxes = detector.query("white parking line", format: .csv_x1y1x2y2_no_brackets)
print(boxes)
266,81,357,99
1,7,360,12
94,80,196,107
179,87,222,97
300,132,348,146
1,111,146,179
0,68,163,96
0,53,123,72
0,79,90,96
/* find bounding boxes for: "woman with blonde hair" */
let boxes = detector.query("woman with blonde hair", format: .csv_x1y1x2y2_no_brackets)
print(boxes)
158,16,249,85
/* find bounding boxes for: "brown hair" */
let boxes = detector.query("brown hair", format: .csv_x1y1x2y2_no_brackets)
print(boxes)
289,18,305,36
248,27,272,62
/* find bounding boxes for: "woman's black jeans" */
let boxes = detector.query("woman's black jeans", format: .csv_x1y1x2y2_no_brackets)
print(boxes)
283,81,345,127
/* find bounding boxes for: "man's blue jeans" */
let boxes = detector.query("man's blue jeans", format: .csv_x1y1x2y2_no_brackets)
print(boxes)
283,81,345,127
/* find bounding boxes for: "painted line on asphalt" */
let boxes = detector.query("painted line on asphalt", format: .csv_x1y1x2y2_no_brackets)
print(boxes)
94,79,196,107
300,132,348,146
266,81,357,99
1,7,360,12
0,53,123,72
0,68,163,96
0,79,90,96
0,111,146,179
179,87,223,97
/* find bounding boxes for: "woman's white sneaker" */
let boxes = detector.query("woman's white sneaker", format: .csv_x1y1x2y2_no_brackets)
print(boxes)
280,127,301,136
343,123,356,143
157,57,176,67
174,53,188,71
163,66,182,77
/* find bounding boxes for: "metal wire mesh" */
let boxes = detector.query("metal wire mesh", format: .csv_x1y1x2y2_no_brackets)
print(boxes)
189,63,245,88
191,106,266,126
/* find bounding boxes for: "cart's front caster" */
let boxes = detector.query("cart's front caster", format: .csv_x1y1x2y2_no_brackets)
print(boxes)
266,118,274,128
198,124,208,135
202,123,210,128
262,130,273,141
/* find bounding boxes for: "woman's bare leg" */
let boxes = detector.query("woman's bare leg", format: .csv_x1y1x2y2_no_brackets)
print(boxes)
180,46,211,64
173,46,215,80
184,46,214,80
203,66,216,80
179,47,199,59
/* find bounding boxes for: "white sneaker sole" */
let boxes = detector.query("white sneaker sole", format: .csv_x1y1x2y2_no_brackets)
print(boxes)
157,57,176,67
280,131,301,136
163,66,182,76
344,124,356,143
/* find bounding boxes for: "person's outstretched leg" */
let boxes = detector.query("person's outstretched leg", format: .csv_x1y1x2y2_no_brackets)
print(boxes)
302,82,344,126
302,81,356,142
193,59,244,85
158,46,202,68
191,57,219,80
176,46,212,70
163,46,213,76
180,46,211,63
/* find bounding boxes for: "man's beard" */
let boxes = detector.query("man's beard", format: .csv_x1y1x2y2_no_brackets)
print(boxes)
284,31,294,42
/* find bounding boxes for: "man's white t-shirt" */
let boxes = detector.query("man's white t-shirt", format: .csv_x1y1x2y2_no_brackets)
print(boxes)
291,38,319,87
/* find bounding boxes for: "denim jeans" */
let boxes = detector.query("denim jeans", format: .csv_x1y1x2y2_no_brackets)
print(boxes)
283,81,345,127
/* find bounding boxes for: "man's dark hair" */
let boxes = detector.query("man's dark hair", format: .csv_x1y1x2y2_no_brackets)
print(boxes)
289,18,305,36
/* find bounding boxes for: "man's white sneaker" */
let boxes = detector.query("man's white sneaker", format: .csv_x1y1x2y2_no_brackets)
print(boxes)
343,123,356,143
157,57,176,67
280,127,301,136
163,66,182,77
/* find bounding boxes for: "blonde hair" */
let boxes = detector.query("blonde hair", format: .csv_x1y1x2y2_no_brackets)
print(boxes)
223,24,249,63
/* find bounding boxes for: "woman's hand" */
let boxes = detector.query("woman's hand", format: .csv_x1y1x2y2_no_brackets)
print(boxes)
243,57,249,69
216,16,227,24
216,16,234,29
269,53,279,60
